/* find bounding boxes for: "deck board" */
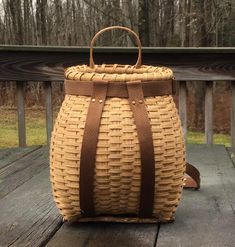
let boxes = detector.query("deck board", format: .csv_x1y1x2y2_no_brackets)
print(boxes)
156,144,235,247
0,147,49,199
0,147,62,247
0,146,40,170
46,222,158,247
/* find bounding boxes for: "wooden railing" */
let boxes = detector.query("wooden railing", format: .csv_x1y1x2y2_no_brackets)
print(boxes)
0,46,235,147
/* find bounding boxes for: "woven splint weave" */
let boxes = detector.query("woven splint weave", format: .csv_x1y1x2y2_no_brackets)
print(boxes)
50,26,186,223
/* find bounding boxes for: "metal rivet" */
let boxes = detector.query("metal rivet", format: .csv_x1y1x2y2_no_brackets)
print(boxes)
99,99,103,103
132,100,136,105
139,99,143,104
91,98,95,102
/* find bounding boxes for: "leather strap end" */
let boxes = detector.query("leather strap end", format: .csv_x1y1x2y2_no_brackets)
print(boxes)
172,77,176,95
184,162,201,190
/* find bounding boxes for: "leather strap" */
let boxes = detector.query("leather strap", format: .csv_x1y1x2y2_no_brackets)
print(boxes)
79,81,108,216
126,80,155,218
184,163,200,190
65,79,173,97
78,79,200,218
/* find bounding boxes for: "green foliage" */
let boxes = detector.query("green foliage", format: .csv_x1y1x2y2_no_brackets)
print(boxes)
0,108,47,148
187,131,231,147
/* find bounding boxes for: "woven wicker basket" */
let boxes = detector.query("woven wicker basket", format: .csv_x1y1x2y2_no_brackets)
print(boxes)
50,26,187,223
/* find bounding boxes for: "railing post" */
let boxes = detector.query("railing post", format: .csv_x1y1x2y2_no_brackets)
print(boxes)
44,81,53,146
231,81,235,149
205,81,214,145
16,81,26,147
179,81,187,141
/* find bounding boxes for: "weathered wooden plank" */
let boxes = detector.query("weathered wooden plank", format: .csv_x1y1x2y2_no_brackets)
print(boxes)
0,168,62,247
157,144,235,247
0,48,234,81
205,81,214,144
16,81,26,147
1,46,235,53
231,81,235,150
0,146,40,170
44,81,53,146
46,222,159,247
0,147,48,199
179,81,187,140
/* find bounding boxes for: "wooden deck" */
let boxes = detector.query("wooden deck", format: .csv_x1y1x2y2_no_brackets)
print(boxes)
0,144,235,247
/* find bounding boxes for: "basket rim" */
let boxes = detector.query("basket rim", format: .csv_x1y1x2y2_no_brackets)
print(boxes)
65,64,174,81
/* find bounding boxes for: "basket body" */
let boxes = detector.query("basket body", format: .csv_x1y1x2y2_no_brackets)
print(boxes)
50,64,186,222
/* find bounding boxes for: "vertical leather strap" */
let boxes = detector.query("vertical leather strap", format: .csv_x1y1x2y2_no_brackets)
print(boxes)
79,81,108,217
126,81,155,218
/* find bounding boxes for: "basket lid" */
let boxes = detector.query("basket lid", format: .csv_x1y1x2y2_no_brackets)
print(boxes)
65,26,173,82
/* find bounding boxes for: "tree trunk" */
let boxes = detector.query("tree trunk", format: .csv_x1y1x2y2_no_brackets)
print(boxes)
9,0,24,44
138,0,149,46
122,0,133,46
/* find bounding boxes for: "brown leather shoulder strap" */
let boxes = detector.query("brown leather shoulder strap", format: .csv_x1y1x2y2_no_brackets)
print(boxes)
79,81,108,216
184,163,200,190
78,79,199,218
126,80,155,218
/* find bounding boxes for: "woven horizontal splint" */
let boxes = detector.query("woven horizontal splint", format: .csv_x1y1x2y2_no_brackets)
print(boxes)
50,26,200,223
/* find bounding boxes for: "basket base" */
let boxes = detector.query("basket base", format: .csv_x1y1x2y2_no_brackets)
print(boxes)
63,215,175,224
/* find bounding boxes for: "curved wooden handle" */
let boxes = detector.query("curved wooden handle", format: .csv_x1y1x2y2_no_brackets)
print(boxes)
89,26,142,68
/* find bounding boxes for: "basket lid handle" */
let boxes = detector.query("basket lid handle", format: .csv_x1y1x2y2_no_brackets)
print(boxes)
89,26,142,69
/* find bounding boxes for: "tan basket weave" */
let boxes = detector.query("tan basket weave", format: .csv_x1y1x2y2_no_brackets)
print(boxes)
50,26,186,223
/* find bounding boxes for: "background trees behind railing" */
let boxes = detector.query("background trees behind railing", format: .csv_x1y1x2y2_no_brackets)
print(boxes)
0,0,234,47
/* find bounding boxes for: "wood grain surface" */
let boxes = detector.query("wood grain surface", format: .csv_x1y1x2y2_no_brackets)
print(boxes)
0,46,234,81
0,146,40,170
0,147,62,247
46,222,159,247
0,147,48,199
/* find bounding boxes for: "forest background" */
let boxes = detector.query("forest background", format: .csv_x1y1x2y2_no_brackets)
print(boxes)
0,0,235,146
